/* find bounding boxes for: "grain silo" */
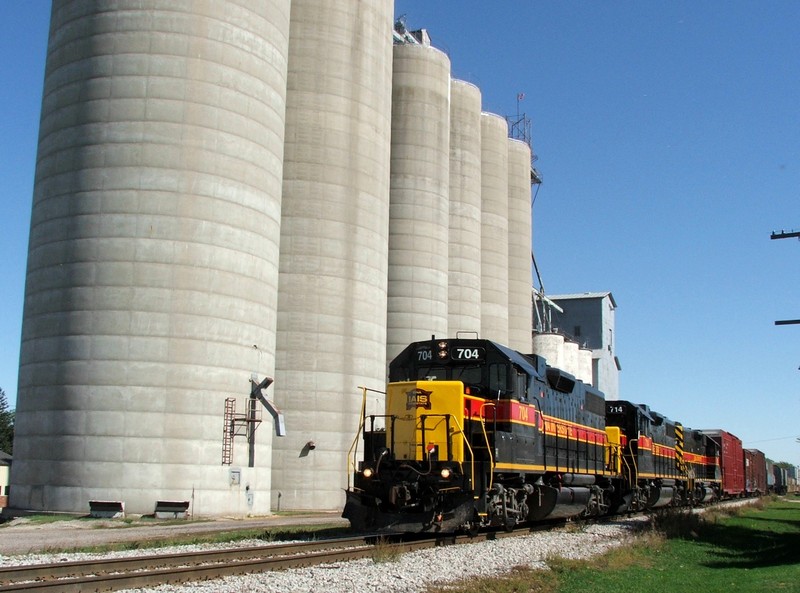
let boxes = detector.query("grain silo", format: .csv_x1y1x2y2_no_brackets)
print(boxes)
386,40,451,362
532,333,566,370
479,113,510,344
507,138,533,352
271,0,394,511
12,0,291,515
578,348,594,384
448,80,483,335
563,340,580,378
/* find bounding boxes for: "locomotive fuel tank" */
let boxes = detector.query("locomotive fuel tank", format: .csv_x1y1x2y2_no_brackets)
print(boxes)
527,485,593,521
647,479,677,508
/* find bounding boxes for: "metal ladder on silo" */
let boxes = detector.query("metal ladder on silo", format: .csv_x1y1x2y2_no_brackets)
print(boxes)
222,398,236,465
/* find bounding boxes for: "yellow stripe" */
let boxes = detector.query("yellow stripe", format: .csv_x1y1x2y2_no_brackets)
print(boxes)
494,461,613,476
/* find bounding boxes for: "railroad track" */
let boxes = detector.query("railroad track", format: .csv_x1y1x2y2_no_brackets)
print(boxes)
0,536,377,592
0,525,558,593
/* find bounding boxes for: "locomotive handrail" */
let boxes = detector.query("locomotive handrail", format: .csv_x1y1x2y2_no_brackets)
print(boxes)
345,387,368,489
419,414,453,460
418,412,476,491
347,386,386,489
479,403,496,492
625,438,639,486
452,414,477,493
606,440,621,474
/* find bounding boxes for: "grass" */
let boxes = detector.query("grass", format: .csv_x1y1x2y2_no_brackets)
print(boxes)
426,498,800,593
371,536,404,563
9,514,83,525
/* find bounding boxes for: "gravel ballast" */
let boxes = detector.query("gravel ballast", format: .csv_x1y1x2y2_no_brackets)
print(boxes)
2,517,648,593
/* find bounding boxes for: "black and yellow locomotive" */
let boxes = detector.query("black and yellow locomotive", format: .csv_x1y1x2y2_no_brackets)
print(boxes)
605,401,720,511
344,337,620,532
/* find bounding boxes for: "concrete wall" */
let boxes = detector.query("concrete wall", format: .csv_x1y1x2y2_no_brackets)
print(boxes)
272,0,394,511
387,43,451,361
12,0,290,515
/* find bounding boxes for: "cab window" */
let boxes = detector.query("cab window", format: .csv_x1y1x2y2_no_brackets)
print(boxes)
514,369,528,401
488,363,509,398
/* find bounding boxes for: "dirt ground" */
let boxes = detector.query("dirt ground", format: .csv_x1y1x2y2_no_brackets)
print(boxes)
0,512,348,556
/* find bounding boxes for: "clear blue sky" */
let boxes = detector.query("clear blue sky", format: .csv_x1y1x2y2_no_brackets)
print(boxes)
2,2,798,464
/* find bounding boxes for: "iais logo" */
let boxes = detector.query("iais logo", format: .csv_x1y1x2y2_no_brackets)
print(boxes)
406,388,433,410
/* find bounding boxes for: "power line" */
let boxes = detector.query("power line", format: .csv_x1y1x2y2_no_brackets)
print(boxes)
744,435,800,444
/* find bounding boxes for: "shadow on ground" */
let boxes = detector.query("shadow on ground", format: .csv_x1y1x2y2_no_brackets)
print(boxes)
696,504,800,569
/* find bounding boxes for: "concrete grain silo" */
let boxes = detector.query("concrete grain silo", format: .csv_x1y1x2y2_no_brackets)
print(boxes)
578,348,593,384
479,113,510,344
563,340,579,378
507,139,533,352
447,80,483,336
387,41,451,362
272,0,394,511
12,0,291,515
532,333,565,370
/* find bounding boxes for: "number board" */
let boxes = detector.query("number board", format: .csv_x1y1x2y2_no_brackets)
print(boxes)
415,348,434,362
450,346,485,362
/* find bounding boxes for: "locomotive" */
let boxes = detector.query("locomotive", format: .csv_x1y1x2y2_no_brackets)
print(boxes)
343,336,755,533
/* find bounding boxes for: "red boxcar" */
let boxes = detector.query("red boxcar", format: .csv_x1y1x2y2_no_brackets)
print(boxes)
701,429,744,497
744,449,767,495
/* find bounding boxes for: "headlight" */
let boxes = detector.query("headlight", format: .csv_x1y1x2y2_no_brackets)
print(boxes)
440,468,451,479
362,468,373,478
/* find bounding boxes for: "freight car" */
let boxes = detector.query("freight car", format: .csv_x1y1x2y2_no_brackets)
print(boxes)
744,449,767,496
343,337,755,533
700,429,744,497
788,466,799,494
766,459,776,493
773,465,789,494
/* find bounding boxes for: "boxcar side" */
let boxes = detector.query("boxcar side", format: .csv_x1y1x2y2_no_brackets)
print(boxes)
743,448,767,495
702,429,744,497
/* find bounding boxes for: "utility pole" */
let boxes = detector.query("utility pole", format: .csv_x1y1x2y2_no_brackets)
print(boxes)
771,229,800,240
771,228,799,326
772,229,799,370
